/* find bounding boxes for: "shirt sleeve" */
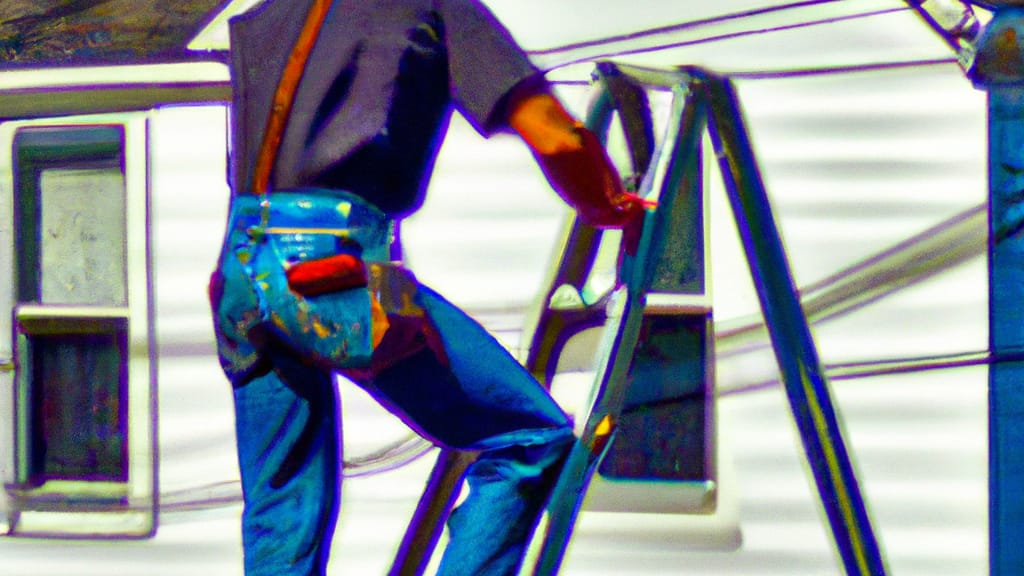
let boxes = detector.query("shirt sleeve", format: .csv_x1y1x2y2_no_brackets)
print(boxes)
437,0,544,136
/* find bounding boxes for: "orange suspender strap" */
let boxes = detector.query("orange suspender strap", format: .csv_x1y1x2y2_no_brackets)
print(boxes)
246,0,390,349
251,0,335,195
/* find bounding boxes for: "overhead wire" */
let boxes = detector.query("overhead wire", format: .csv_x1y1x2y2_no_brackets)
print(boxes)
726,56,957,79
527,0,853,56
533,2,919,74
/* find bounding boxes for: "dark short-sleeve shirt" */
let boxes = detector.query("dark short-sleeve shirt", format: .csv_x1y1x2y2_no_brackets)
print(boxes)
228,0,542,216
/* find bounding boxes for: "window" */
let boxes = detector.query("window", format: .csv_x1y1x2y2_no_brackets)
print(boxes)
2,118,155,538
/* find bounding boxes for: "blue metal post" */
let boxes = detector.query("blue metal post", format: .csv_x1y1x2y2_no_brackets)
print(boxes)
988,83,1024,576
903,2,1024,571
967,6,1024,573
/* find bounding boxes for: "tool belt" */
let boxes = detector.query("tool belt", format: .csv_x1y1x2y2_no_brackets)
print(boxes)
226,190,393,368
217,0,398,368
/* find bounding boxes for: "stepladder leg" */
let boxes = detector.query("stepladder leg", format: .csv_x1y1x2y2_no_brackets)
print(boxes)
390,450,476,576
522,431,611,576
522,285,644,575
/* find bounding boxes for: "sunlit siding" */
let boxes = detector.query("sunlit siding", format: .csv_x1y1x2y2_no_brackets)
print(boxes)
0,7,994,574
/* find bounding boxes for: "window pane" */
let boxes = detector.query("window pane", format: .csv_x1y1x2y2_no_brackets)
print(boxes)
28,329,128,485
598,314,711,481
38,168,126,306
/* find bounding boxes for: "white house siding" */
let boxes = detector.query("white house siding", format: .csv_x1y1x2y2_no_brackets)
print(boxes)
0,13,995,575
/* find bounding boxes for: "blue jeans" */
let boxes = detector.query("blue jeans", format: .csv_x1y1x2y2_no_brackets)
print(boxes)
210,191,574,576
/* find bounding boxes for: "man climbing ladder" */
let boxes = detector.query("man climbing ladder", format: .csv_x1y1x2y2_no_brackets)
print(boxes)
208,1,647,575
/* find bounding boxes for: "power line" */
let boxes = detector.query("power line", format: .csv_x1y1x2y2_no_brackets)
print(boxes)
550,56,962,86
535,5,914,72
527,0,852,56
718,348,993,398
727,56,959,79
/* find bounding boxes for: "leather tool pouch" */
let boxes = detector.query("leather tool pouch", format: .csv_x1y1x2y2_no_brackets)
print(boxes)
252,232,375,368
286,247,368,297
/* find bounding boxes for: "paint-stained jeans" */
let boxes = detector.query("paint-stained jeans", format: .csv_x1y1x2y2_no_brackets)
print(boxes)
209,190,574,576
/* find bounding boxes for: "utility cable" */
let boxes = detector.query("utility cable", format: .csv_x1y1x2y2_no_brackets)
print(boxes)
534,4,914,72
527,0,853,57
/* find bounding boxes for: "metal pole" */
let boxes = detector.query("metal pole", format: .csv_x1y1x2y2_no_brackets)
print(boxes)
950,6,1024,573
987,84,1024,575
903,2,1024,571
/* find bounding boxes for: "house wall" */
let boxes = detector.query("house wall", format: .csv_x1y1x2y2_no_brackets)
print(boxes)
0,54,993,574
